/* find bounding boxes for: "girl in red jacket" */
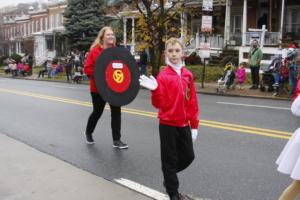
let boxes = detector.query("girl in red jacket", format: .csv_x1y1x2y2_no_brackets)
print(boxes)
139,38,199,200
84,26,128,149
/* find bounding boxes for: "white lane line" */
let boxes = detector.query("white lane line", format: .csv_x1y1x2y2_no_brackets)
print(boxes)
50,85,78,89
114,178,169,200
217,101,290,110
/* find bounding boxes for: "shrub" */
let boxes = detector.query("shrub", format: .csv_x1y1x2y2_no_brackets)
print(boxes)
10,53,22,63
0,56,7,66
186,65,224,82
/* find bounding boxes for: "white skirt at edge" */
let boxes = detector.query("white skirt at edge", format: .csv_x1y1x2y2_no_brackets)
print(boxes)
276,128,300,180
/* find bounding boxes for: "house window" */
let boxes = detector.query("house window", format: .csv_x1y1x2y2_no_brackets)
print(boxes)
231,15,242,33
46,36,53,50
285,7,300,36
191,18,201,35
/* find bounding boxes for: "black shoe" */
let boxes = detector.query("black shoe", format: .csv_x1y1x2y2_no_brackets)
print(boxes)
178,194,194,200
249,85,255,89
170,193,193,200
113,140,128,149
85,132,95,144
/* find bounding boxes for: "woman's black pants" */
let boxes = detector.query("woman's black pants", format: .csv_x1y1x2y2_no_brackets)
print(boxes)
85,92,121,141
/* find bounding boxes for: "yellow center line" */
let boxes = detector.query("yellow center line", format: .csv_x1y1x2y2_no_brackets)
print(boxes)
201,120,291,136
0,88,291,140
121,108,291,136
201,122,290,140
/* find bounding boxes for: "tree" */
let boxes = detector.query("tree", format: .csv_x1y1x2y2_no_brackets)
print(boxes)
127,0,185,76
64,0,112,50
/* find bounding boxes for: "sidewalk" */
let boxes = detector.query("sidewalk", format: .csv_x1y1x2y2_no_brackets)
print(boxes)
195,82,290,100
0,74,290,100
0,133,152,200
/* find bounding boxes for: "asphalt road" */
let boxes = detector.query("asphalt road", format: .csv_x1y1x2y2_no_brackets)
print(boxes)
0,77,298,200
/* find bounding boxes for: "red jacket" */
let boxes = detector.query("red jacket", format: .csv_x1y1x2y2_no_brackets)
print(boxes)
151,66,199,129
84,45,103,93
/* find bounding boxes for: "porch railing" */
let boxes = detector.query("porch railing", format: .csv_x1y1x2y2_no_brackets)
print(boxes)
186,34,224,50
245,32,280,46
229,32,242,46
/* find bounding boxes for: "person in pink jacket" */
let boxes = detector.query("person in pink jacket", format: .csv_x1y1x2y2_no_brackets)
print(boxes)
236,62,246,89
139,38,199,200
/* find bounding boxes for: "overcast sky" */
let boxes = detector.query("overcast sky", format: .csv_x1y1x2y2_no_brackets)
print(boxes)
0,0,42,8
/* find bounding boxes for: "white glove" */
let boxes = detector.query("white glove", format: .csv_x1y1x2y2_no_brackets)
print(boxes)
139,75,158,90
191,129,198,142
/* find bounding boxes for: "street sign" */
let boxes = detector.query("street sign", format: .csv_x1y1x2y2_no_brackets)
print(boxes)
201,15,212,32
94,47,140,107
202,0,213,11
199,42,211,59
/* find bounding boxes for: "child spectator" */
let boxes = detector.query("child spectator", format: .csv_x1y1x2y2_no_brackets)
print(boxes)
73,66,83,83
20,63,30,76
17,62,24,74
46,59,52,78
236,62,246,89
50,61,58,77
10,60,18,77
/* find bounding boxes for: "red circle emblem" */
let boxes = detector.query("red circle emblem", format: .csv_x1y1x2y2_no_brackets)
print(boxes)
105,60,131,93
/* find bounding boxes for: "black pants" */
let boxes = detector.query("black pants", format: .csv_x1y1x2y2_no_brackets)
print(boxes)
159,124,195,197
85,92,121,141
250,66,260,86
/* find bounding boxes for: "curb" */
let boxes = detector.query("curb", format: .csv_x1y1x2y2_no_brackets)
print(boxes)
196,90,290,101
0,75,290,101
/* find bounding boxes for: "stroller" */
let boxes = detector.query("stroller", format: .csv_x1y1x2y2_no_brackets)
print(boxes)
217,62,236,94
260,55,289,96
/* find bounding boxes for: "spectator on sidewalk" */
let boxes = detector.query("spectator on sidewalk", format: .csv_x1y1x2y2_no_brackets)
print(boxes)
139,49,148,75
10,60,18,77
27,55,33,76
20,63,30,76
286,42,298,98
46,59,52,78
52,61,63,77
73,68,83,84
50,61,58,78
65,59,72,81
236,62,246,89
17,62,24,74
38,61,48,78
74,51,81,72
3,58,11,74
248,39,263,89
